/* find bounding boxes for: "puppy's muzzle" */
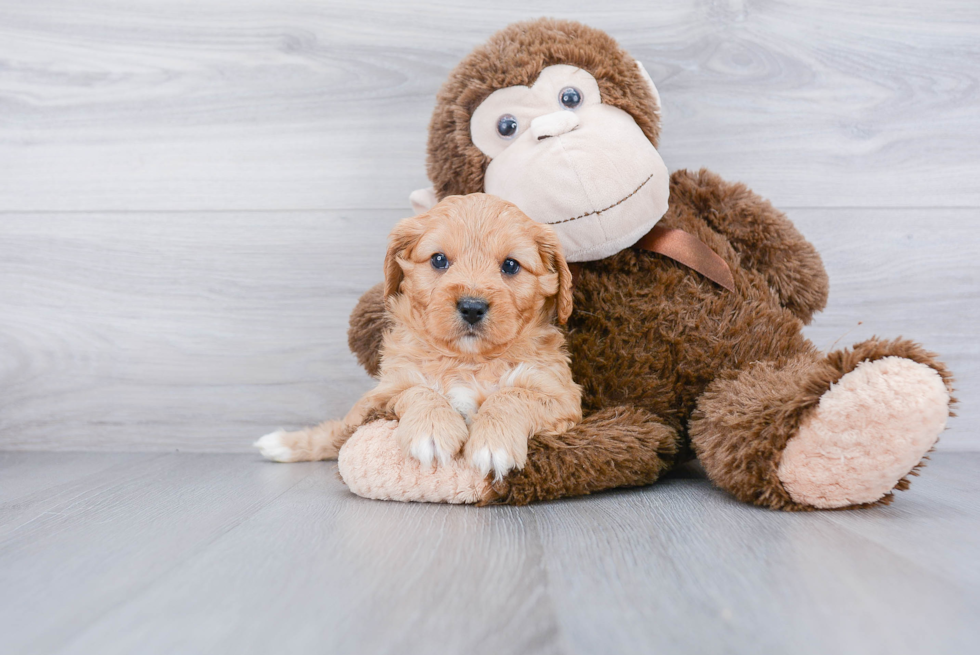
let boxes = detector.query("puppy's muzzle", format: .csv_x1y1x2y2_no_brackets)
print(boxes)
457,297,489,326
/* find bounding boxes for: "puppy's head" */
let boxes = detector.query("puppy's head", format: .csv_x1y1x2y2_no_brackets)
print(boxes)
384,194,572,355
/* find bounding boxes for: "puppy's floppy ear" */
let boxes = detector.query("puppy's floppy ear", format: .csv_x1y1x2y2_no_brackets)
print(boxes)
384,215,426,300
535,223,574,324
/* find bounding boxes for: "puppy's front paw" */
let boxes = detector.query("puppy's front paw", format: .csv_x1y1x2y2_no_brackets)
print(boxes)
464,415,528,481
396,407,468,468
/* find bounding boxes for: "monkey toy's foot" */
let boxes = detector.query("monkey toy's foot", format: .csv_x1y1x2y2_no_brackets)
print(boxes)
776,356,950,508
338,420,492,504
692,339,953,511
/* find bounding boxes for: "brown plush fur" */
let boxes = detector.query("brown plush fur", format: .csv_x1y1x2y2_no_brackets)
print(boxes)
348,282,388,378
345,18,952,509
482,406,681,505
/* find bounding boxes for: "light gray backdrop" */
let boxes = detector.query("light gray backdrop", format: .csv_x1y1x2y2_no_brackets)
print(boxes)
1,0,977,451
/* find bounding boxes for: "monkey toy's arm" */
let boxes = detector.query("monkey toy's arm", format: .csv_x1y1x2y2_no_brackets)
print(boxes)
669,168,830,324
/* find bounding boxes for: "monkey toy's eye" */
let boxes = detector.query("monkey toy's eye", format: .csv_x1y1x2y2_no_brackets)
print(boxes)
559,86,582,109
430,253,450,270
496,114,518,139
501,258,521,275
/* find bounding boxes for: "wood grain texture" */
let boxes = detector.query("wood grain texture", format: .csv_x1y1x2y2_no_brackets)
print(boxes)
0,208,976,451
0,453,320,654
0,451,156,506
0,452,976,654
0,211,398,451
531,477,978,654
0,0,978,211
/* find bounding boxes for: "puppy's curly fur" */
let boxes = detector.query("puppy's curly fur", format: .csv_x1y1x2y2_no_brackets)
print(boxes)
259,194,581,481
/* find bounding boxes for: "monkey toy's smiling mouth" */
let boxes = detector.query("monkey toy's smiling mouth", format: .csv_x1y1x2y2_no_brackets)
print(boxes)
546,172,657,226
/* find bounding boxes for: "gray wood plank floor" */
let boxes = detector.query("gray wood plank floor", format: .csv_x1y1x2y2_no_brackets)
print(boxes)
0,451,977,655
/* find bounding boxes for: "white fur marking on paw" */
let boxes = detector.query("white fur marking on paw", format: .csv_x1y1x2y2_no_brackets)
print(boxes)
408,433,456,467
469,446,516,481
778,357,950,508
432,438,454,467
470,446,494,477
254,430,295,462
490,449,516,482
410,436,437,467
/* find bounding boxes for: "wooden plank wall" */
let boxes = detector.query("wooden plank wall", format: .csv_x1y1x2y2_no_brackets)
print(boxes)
1,0,977,451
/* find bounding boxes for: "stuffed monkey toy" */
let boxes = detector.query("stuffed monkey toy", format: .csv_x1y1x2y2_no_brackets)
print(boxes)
264,18,954,510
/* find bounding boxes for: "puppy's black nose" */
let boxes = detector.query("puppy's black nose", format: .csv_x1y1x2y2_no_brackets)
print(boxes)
457,297,489,325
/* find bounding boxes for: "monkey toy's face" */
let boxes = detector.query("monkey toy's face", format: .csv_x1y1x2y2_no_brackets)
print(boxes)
469,65,670,262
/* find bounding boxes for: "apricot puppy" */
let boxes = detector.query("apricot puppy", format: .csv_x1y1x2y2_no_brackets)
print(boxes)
256,193,582,479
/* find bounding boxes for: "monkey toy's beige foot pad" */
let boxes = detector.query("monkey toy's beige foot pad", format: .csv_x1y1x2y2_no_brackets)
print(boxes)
777,357,950,509
338,420,491,504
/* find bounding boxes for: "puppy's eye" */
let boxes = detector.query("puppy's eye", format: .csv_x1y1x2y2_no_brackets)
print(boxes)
496,114,518,139
501,258,521,276
430,253,450,270
559,86,582,109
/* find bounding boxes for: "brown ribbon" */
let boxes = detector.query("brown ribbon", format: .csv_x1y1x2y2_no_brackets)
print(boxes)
569,225,735,291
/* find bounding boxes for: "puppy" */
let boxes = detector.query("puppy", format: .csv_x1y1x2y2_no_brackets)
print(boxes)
256,193,582,479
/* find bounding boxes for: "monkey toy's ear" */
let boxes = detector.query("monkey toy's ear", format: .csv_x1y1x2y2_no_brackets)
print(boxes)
635,61,663,121
409,187,439,215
